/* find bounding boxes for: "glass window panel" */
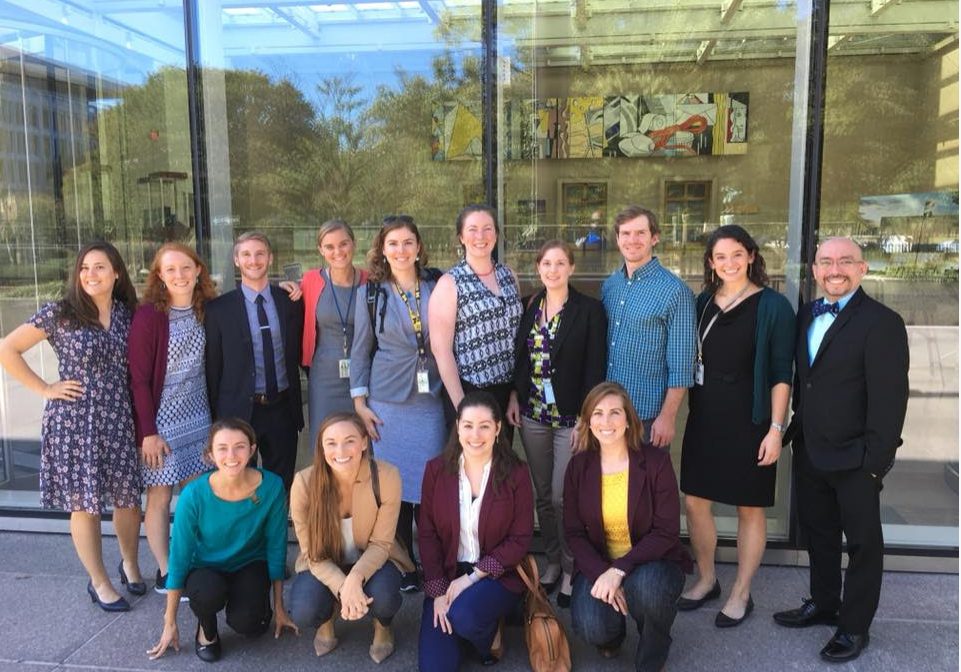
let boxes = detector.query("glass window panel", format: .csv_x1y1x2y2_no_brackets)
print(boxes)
498,1,802,541
0,1,192,508
823,1,959,548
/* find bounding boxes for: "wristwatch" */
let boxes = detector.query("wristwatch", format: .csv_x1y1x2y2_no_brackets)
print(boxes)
770,421,785,434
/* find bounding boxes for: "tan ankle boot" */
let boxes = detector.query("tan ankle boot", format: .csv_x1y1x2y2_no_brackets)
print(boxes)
313,618,338,657
369,619,395,664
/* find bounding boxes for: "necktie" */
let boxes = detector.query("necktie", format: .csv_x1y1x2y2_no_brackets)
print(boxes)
256,295,279,399
811,298,839,318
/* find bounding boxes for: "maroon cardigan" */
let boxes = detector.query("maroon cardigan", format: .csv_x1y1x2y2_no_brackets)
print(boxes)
418,456,534,597
128,303,170,446
563,445,693,583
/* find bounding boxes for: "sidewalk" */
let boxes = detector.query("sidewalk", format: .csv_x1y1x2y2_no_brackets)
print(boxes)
0,532,955,671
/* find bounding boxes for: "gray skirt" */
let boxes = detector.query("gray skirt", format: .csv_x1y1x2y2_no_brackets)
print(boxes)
368,394,446,503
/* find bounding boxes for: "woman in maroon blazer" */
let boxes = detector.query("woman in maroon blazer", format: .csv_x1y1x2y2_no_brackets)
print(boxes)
417,391,534,672
563,382,692,672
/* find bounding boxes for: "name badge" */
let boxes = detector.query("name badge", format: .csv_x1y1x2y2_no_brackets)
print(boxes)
694,362,704,386
417,369,430,394
542,378,556,405
338,358,351,379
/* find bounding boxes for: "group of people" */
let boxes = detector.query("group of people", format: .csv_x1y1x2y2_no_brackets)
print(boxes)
0,202,909,671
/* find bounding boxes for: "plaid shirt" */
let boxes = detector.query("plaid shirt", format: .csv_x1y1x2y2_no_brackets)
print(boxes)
601,258,696,420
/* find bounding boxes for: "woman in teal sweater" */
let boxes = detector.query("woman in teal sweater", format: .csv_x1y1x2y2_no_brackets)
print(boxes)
678,225,795,628
148,418,298,662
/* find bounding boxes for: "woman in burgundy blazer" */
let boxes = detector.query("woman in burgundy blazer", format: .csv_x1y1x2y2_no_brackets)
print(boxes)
417,391,534,672
563,382,692,672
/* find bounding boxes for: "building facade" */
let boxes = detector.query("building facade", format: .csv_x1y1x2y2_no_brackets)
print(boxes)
0,1,957,560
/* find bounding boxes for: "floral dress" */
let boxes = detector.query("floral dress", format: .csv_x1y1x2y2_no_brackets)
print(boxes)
29,301,142,513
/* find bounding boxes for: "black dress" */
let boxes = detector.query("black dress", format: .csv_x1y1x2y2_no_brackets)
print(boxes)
680,292,775,507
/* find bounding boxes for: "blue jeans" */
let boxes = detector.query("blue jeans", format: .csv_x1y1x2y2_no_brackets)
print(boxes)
571,560,684,672
418,578,520,672
287,562,402,628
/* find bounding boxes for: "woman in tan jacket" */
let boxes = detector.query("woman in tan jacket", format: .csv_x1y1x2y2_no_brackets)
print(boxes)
288,412,414,664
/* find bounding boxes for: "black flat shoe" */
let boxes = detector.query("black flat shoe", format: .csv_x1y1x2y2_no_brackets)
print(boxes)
195,624,222,663
820,630,869,663
677,579,721,611
86,581,130,612
118,560,147,596
715,595,754,628
773,597,839,628
400,570,421,594
540,576,561,595
556,591,571,609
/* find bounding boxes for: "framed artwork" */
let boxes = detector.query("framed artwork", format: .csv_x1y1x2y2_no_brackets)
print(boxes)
559,180,608,233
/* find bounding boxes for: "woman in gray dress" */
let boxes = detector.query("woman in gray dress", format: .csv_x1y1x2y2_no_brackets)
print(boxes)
350,215,445,593
302,220,368,451
129,242,217,592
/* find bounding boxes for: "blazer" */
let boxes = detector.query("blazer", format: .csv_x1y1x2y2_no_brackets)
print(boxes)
418,456,534,597
290,459,414,596
301,267,369,368
563,446,692,583
204,284,305,429
789,287,909,475
513,286,608,418
128,303,170,445
350,278,442,401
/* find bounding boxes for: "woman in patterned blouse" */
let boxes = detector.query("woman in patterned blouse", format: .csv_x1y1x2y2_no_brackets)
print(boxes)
428,205,522,444
506,240,607,605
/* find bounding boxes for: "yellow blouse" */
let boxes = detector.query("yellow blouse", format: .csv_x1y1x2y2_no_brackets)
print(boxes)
601,469,631,559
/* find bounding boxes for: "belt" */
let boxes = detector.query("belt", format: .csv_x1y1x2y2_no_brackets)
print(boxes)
252,389,289,406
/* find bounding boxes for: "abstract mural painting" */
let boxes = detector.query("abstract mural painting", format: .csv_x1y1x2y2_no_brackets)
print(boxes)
437,92,748,160
431,101,482,161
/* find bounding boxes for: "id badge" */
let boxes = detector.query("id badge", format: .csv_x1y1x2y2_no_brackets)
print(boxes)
338,358,351,379
694,361,704,386
416,369,430,394
542,378,557,405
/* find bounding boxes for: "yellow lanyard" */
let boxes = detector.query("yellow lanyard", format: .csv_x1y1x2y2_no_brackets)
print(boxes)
393,279,426,360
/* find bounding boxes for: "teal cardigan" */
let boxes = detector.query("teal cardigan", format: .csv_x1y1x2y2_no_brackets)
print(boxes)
695,287,796,425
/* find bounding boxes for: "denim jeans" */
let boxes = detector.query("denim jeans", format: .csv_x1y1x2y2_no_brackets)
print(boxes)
418,577,520,672
571,560,684,672
287,562,402,628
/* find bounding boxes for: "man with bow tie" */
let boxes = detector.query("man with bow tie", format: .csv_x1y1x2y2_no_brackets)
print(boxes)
774,237,909,663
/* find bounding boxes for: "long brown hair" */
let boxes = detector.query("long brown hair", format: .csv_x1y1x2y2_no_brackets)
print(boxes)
573,382,645,454
701,224,769,292
142,243,217,321
443,391,519,489
305,412,371,564
366,215,429,283
59,241,137,329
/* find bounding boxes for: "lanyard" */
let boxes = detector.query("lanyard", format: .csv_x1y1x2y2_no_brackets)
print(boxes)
326,268,357,357
393,279,427,360
696,285,750,363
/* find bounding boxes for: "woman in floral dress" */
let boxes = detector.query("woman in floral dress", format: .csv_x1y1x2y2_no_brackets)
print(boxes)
0,241,144,611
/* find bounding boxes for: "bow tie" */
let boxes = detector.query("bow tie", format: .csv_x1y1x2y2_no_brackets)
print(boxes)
811,299,839,318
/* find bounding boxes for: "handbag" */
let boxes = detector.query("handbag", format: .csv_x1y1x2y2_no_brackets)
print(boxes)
515,555,572,672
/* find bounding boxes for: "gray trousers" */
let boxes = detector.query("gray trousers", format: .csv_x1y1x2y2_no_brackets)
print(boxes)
519,416,574,574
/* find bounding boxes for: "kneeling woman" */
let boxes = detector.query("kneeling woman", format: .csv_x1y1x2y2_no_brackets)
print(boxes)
288,412,414,664
417,391,534,671
564,382,692,672
148,419,298,662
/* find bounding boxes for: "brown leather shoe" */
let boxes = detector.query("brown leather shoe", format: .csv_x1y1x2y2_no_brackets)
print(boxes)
313,618,338,657
369,620,395,664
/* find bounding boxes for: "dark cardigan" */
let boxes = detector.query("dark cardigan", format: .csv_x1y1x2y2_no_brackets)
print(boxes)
695,286,796,425
128,303,170,445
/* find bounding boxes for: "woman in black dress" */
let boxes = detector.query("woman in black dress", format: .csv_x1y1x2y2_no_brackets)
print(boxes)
677,225,795,627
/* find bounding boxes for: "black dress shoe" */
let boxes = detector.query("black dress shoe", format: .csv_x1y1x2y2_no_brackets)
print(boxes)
86,581,130,612
556,590,571,609
773,598,839,628
820,630,869,663
118,561,147,596
400,570,421,593
715,595,753,628
676,579,721,611
195,624,222,663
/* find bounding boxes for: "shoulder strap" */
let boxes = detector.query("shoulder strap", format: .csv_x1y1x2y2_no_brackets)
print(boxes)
369,458,381,508
514,554,541,593
366,280,381,354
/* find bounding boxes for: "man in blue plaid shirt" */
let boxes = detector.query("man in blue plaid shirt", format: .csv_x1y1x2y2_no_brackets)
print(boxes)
601,205,696,447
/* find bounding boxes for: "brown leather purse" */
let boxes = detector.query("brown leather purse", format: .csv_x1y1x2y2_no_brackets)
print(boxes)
515,555,572,672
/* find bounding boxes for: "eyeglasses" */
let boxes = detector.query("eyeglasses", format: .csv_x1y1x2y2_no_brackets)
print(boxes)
815,257,862,269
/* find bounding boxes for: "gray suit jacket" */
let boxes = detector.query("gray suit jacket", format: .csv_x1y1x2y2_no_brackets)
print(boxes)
350,279,443,402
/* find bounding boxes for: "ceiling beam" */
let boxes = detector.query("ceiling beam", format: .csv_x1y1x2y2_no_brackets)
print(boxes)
870,0,901,16
720,0,743,25
696,38,716,64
